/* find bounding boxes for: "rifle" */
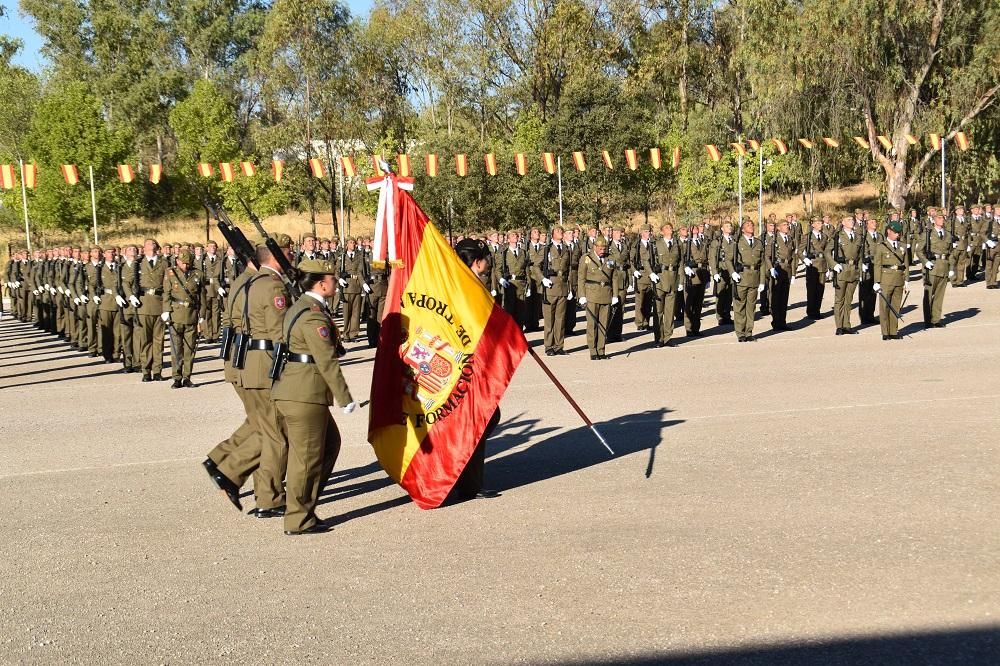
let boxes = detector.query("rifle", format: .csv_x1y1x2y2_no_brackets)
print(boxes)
541,241,552,306
232,195,301,300
859,229,869,280
205,201,258,273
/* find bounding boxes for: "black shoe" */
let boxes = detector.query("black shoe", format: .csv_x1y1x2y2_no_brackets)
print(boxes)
89,351,99,357
882,335,890,341
285,521,333,536
249,506,286,519
545,349,555,356
555,350,568,355
845,328,859,335
773,324,790,331
600,354,610,360
153,373,164,381
892,334,903,340
202,458,222,489
475,489,501,499
760,310,771,317
687,330,702,337
737,336,746,342
212,472,243,512
171,379,182,389
933,322,946,328
142,374,152,383
836,328,844,336
182,378,194,388
746,335,756,342
120,366,131,374
590,354,598,360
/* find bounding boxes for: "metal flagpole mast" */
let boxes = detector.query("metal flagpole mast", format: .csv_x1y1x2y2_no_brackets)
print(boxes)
758,148,764,236
557,156,564,226
338,158,346,242
18,159,31,253
89,166,99,244
737,153,744,226
940,137,947,209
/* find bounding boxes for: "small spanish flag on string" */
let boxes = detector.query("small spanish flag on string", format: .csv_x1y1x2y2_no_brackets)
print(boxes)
397,154,411,177
929,134,941,150
372,156,385,178
484,153,498,176
748,139,761,152
22,163,37,189
241,161,256,177
149,164,163,184
602,150,614,170
572,151,587,172
771,138,788,155
672,146,681,169
219,162,235,183
198,162,214,178
798,138,814,149
514,153,527,176
117,164,135,183
730,143,747,157
340,156,356,177
625,149,639,170
853,136,870,150
648,148,661,169
272,160,284,182
905,134,919,145
876,135,893,150
455,154,469,177
0,164,15,189
542,152,556,174
955,131,970,151
705,144,722,162
822,137,840,148
309,157,325,178
62,164,80,185
426,154,439,177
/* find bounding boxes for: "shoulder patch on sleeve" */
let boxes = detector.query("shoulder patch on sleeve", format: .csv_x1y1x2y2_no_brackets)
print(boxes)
273,295,287,310
316,325,330,339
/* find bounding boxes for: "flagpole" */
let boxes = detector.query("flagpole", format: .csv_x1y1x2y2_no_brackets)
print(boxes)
737,152,744,225
527,346,615,456
89,166,98,244
557,156,564,226
338,158,346,242
940,137,947,209
18,159,31,253
757,148,764,236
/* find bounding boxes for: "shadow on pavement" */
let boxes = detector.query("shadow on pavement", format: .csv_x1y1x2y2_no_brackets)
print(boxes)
557,625,1000,665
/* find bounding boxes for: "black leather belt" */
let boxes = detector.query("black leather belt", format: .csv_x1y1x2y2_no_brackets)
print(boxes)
144,288,163,296
173,300,191,307
585,280,611,287
659,266,678,272
249,339,274,350
882,266,903,270
288,353,314,364
104,289,114,294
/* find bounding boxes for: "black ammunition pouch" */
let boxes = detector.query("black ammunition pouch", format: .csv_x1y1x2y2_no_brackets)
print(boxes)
231,332,250,369
219,326,234,360
269,341,288,380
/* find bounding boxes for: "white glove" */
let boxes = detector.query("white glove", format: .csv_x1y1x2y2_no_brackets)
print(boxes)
49,287,56,295
712,274,721,282
567,291,574,299
925,261,934,270
757,284,765,293
906,243,911,249
73,297,81,305
862,263,870,272
677,283,684,292
93,296,101,305
129,295,141,307
198,317,205,324
13,281,20,288
684,266,694,277
342,401,357,414
56,286,64,295
542,278,553,288
649,273,660,284
611,296,619,306
32,289,39,295
633,270,641,279
490,289,497,297
825,271,832,280
525,288,531,297
498,278,508,288
578,297,587,306
769,267,778,278
43,283,50,290
361,283,372,294
904,283,911,294
115,295,126,307
803,257,813,266
952,242,958,248
626,284,635,293
338,278,347,287
967,246,972,254
732,273,742,283
833,264,843,273
987,240,997,249
873,282,881,292
80,295,88,303
791,275,797,285
948,270,955,278
217,287,226,297
161,311,170,322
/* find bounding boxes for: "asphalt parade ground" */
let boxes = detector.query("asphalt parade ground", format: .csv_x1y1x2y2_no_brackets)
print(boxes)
1,277,998,664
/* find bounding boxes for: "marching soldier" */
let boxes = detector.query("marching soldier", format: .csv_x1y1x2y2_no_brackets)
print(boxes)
916,213,956,328
497,230,529,329
709,222,737,326
858,218,881,325
565,230,583,337
984,205,1000,289
825,217,863,335
729,221,767,342
950,205,970,287
765,219,797,331
201,241,224,342
631,225,656,331
650,223,682,346
135,239,168,382
366,256,390,345
606,227,628,342
801,218,829,319
162,250,202,388
271,258,357,535
83,247,102,357
338,238,366,342
96,247,121,363
759,219,776,317
118,245,140,372
577,237,621,359
534,226,572,356
873,221,910,340
968,205,987,281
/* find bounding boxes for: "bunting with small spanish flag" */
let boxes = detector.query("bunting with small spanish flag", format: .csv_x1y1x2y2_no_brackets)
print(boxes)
367,176,528,509
272,160,284,182
198,163,214,178
730,143,747,157
748,139,761,152
672,146,681,169
823,137,840,148
309,157,325,178
876,136,893,150
514,153,527,176
929,134,941,150
241,161,256,177
219,162,235,183
625,149,638,170
62,164,80,186
149,164,163,185
340,156,356,178
372,157,385,178
853,136,871,150
542,152,556,174
601,150,614,170
484,153,497,176
398,154,412,178
905,134,919,145
426,154,439,177
22,163,37,189
798,139,814,149
955,131,970,151
455,154,468,177
117,164,135,184
0,164,14,189
649,148,661,169
771,139,788,155
706,145,722,162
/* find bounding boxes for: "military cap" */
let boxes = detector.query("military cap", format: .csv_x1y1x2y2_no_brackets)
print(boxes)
91,246,102,253
640,224,652,232
887,220,903,234
552,225,564,233
303,233,317,241
274,233,293,248
176,251,193,264
297,258,337,275
593,236,608,247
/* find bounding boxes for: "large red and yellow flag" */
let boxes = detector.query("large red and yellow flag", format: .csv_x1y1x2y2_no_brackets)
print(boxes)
368,177,528,509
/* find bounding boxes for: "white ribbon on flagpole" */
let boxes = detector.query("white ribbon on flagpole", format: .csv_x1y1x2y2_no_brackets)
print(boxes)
367,170,414,263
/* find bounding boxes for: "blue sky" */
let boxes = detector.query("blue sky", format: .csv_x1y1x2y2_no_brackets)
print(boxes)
2,0,374,71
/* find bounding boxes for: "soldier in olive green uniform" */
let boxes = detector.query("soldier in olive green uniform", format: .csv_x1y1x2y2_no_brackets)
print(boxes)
272,258,357,535
949,206,970,287
200,241,224,342
366,256,390,345
497,230,529,328
801,218,829,319
117,245,140,372
825,217,863,335
873,221,911,339
764,220,797,331
916,214,957,328
162,251,202,387
82,247,102,356
984,206,1000,288
135,239,168,381
858,218,882,325
576,237,621,359
606,228,628,342
968,205,987,281
709,223,737,326
534,226,573,355
729,221,767,342
631,225,656,331
649,224,682,345
681,224,710,336
96,248,121,362
338,239,366,341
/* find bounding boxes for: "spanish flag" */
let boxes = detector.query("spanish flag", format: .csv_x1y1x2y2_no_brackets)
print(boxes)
514,153,528,176
118,164,135,183
241,161,256,177
398,154,412,177
219,162,235,183
273,160,285,182
625,148,638,170
426,154,439,177
542,152,556,174
149,164,163,184
648,148,661,169
705,144,722,162
198,162,214,178
484,153,497,176
0,164,14,189
309,157,325,178
368,178,528,509
22,163,37,189
62,164,80,185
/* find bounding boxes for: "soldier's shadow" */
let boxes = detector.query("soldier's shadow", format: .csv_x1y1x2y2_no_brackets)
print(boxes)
485,407,682,491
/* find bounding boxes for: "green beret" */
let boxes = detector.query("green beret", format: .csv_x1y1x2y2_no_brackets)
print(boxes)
178,251,194,264
302,233,317,241
593,236,608,247
641,224,652,232
298,258,338,275
274,233,293,249
887,220,903,234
